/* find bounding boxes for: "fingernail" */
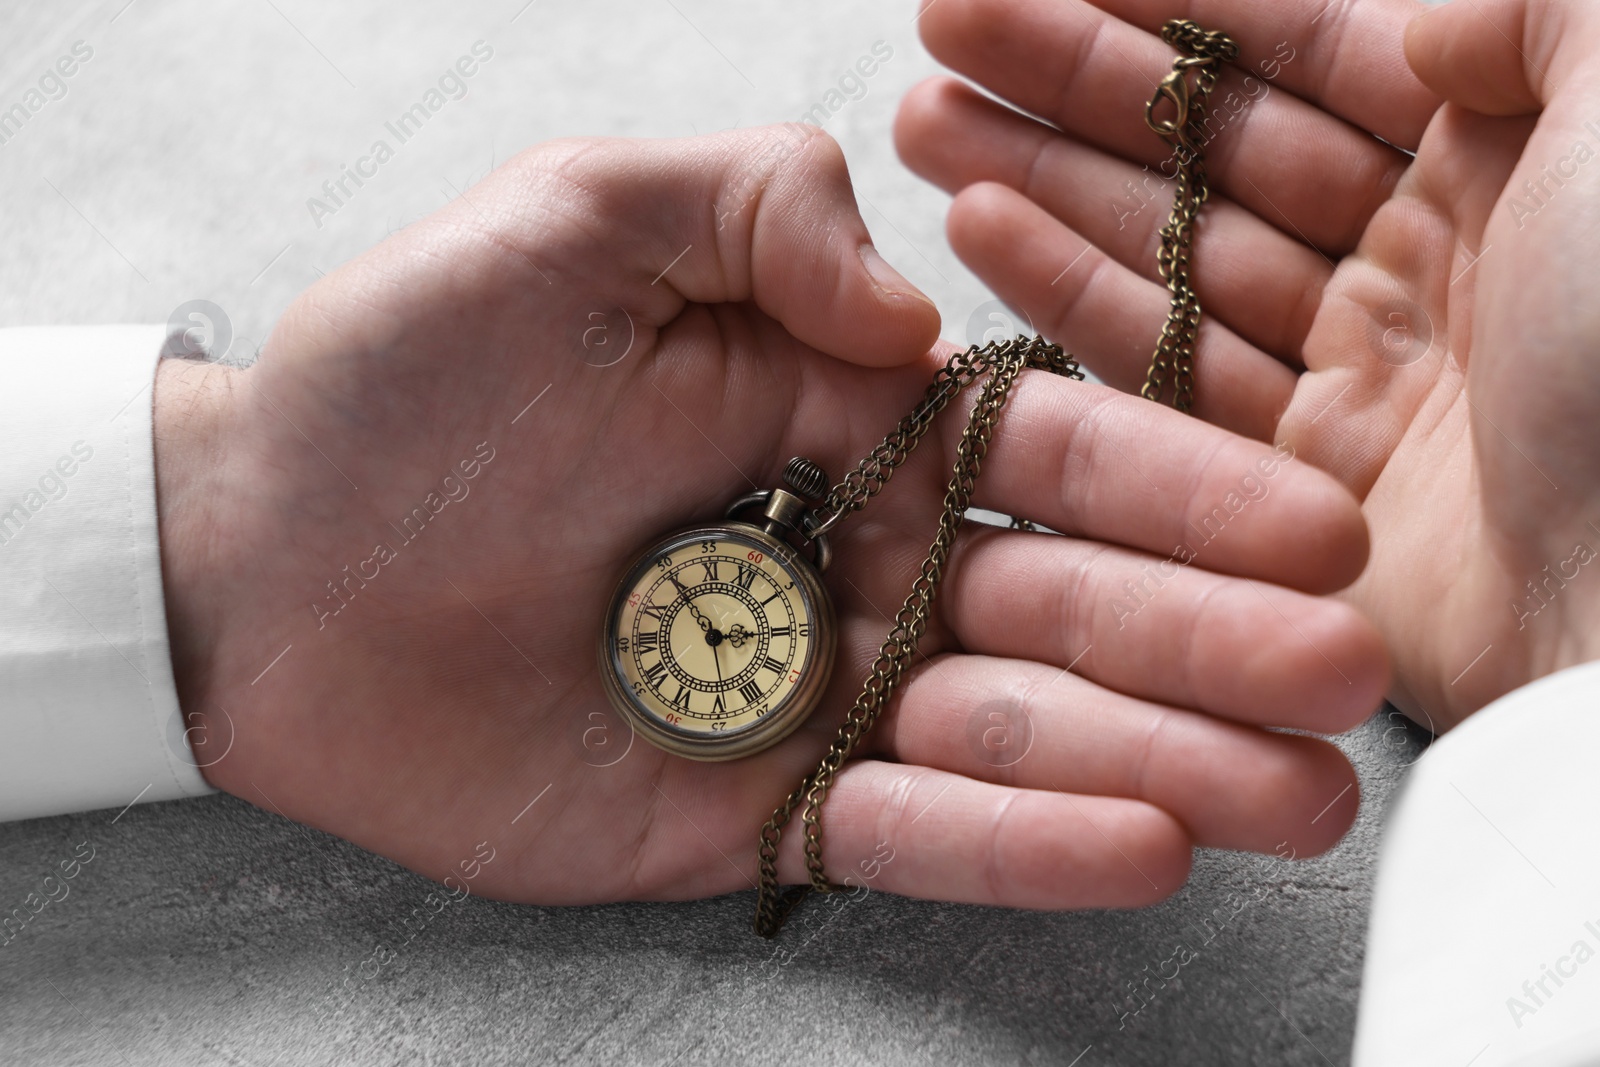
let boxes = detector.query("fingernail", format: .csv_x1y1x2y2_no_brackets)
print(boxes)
859,243,931,304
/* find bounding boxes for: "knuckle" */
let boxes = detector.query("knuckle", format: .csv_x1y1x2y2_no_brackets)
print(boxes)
712,124,835,237
508,136,608,185
740,123,832,186
979,792,1020,902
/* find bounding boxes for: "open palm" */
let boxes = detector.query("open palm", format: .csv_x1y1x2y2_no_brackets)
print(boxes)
898,0,1600,731
156,128,1385,912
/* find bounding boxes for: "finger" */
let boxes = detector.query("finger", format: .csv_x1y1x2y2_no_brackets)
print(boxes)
946,375,1370,592
773,759,1192,908
1405,0,1594,114
917,0,1416,254
490,127,941,367
897,77,1333,363
945,183,1296,442
937,529,1388,728
869,653,1362,858
1056,0,1441,148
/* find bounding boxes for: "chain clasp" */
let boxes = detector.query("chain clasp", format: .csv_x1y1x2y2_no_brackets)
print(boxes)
1145,57,1214,152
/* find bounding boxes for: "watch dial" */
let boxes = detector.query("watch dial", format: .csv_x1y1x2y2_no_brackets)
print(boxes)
610,531,818,740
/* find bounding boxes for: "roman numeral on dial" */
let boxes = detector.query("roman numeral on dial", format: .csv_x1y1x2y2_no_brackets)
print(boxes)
733,564,758,591
738,680,764,705
641,660,666,689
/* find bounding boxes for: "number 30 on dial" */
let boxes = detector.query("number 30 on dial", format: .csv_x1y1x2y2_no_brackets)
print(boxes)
599,524,836,761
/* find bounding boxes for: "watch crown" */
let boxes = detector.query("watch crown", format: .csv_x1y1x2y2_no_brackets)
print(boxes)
783,457,829,502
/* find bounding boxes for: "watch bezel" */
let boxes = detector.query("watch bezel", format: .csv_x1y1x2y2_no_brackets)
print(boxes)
598,521,837,762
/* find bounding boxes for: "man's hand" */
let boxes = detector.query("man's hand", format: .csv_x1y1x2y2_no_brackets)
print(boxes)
151,127,1385,909
898,0,1600,732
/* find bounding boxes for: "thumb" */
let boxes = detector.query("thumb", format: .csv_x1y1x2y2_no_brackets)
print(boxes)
1405,0,1593,115
519,127,942,368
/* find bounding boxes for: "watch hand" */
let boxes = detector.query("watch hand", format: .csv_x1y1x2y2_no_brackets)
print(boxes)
668,573,714,634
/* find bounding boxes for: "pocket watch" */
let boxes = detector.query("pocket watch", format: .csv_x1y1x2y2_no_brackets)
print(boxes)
598,459,838,761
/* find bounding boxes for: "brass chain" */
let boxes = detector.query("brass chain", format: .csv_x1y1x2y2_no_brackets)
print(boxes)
753,19,1237,937
755,337,1083,937
804,339,1085,539
1140,20,1239,414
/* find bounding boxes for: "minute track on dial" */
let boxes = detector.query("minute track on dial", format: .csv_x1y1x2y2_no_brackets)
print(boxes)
635,556,792,695
618,544,811,725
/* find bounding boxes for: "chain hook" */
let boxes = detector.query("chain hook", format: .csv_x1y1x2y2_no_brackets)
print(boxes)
1145,56,1214,152
1145,70,1189,142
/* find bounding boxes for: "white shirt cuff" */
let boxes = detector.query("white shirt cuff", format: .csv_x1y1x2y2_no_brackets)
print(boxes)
0,325,214,821
1354,659,1600,1065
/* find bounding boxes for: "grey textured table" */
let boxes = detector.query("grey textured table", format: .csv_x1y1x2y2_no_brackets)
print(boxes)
0,2,1429,1063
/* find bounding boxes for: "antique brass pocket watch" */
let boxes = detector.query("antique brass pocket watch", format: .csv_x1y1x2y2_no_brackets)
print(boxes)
597,18,1239,936
598,459,838,761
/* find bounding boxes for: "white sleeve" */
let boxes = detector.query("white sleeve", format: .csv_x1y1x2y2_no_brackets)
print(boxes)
1354,659,1600,1066
0,325,214,821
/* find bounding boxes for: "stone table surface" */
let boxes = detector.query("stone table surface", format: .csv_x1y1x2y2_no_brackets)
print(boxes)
0,2,1429,1064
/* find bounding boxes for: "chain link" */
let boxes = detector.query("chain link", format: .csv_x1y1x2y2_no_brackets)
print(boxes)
1140,20,1239,414
753,18,1236,937
806,340,1082,539
755,338,1083,936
